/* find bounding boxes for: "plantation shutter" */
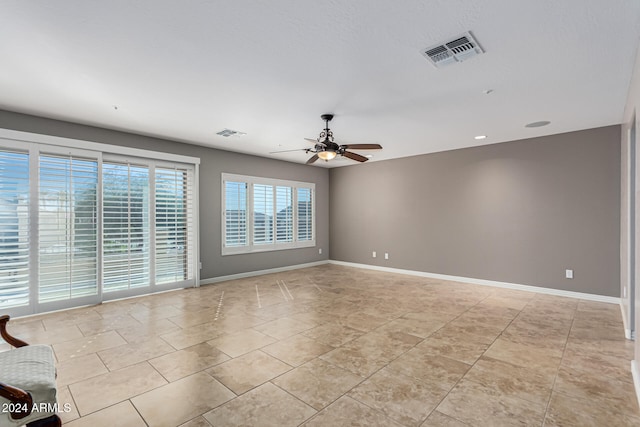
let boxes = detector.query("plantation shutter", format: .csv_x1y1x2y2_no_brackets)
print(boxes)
297,187,313,241
155,166,195,285
253,184,273,244
224,180,248,247
0,151,30,309
103,162,150,291
38,155,98,303
276,186,293,242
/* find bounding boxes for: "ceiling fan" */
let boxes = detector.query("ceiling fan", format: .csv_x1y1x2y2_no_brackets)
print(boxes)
271,114,382,164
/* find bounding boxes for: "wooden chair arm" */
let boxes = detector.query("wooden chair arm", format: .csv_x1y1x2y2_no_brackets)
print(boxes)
0,315,29,348
0,382,33,420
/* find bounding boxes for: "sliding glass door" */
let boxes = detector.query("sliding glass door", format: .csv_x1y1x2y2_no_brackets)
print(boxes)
38,155,99,307
155,167,194,287
0,151,30,311
0,134,199,317
103,162,150,292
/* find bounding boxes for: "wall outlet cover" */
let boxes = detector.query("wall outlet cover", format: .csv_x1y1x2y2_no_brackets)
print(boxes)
565,269,573,279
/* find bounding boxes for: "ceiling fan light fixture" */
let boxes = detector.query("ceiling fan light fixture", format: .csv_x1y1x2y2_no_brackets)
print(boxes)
317,149,337,161
304,114,382,165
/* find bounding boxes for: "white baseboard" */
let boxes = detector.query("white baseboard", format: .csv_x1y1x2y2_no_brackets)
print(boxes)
632,360,640,410
620,303,633,339
199,260,329,286
328,260,621,304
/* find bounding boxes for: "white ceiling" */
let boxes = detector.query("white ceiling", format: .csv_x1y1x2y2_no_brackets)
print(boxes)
1,1,639,167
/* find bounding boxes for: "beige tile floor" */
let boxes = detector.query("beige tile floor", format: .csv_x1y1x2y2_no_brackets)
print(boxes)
3,265,639,426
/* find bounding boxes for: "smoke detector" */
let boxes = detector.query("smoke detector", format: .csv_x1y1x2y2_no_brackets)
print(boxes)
421,32,484,68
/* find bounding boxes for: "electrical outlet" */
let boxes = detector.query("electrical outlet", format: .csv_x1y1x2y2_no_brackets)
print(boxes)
565,269,573,279
318,248,322,254
384,253,389,260
372,251,376,258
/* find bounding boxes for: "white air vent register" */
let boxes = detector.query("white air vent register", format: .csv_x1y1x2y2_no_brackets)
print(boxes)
422,32,484,68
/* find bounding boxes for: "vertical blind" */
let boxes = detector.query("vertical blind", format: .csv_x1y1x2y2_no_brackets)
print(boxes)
0,151,29,309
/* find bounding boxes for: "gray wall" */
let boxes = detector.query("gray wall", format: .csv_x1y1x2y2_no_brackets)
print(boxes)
330,126,621,297
0,109,329,280
0,109,622,297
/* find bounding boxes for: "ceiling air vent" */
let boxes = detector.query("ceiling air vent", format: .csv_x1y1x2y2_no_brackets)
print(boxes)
421,31,484,68
216,129,246,137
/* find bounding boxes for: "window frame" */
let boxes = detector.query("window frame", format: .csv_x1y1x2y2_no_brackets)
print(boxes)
102,160,151,293
0,128,200,317
221,173,315,255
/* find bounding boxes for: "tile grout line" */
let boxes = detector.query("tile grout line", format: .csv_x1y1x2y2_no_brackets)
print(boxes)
128,398,151,427
10,265,632,425
426,295,533,425
540,301,578,426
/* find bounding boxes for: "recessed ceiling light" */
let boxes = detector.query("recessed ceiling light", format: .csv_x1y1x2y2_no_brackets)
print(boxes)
474,135,487,140
525,121,551,128
365,154,373,158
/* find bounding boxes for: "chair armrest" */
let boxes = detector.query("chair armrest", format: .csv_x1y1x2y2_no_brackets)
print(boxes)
0,315,29,348
0,381,33,420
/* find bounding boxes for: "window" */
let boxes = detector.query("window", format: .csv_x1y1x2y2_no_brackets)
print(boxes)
155,167,195,285
0,129,199,317
38,155,99,303
0,151,29,310
103,162,150,292
222,173,315,255
224,181,247,247
297,187,313,242
276,186,293,243
253,184,273,245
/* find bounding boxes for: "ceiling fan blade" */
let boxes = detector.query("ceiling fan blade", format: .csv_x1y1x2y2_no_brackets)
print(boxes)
306,154,319,164
341,144,382,150
269,148,308,154
342,151,369,162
